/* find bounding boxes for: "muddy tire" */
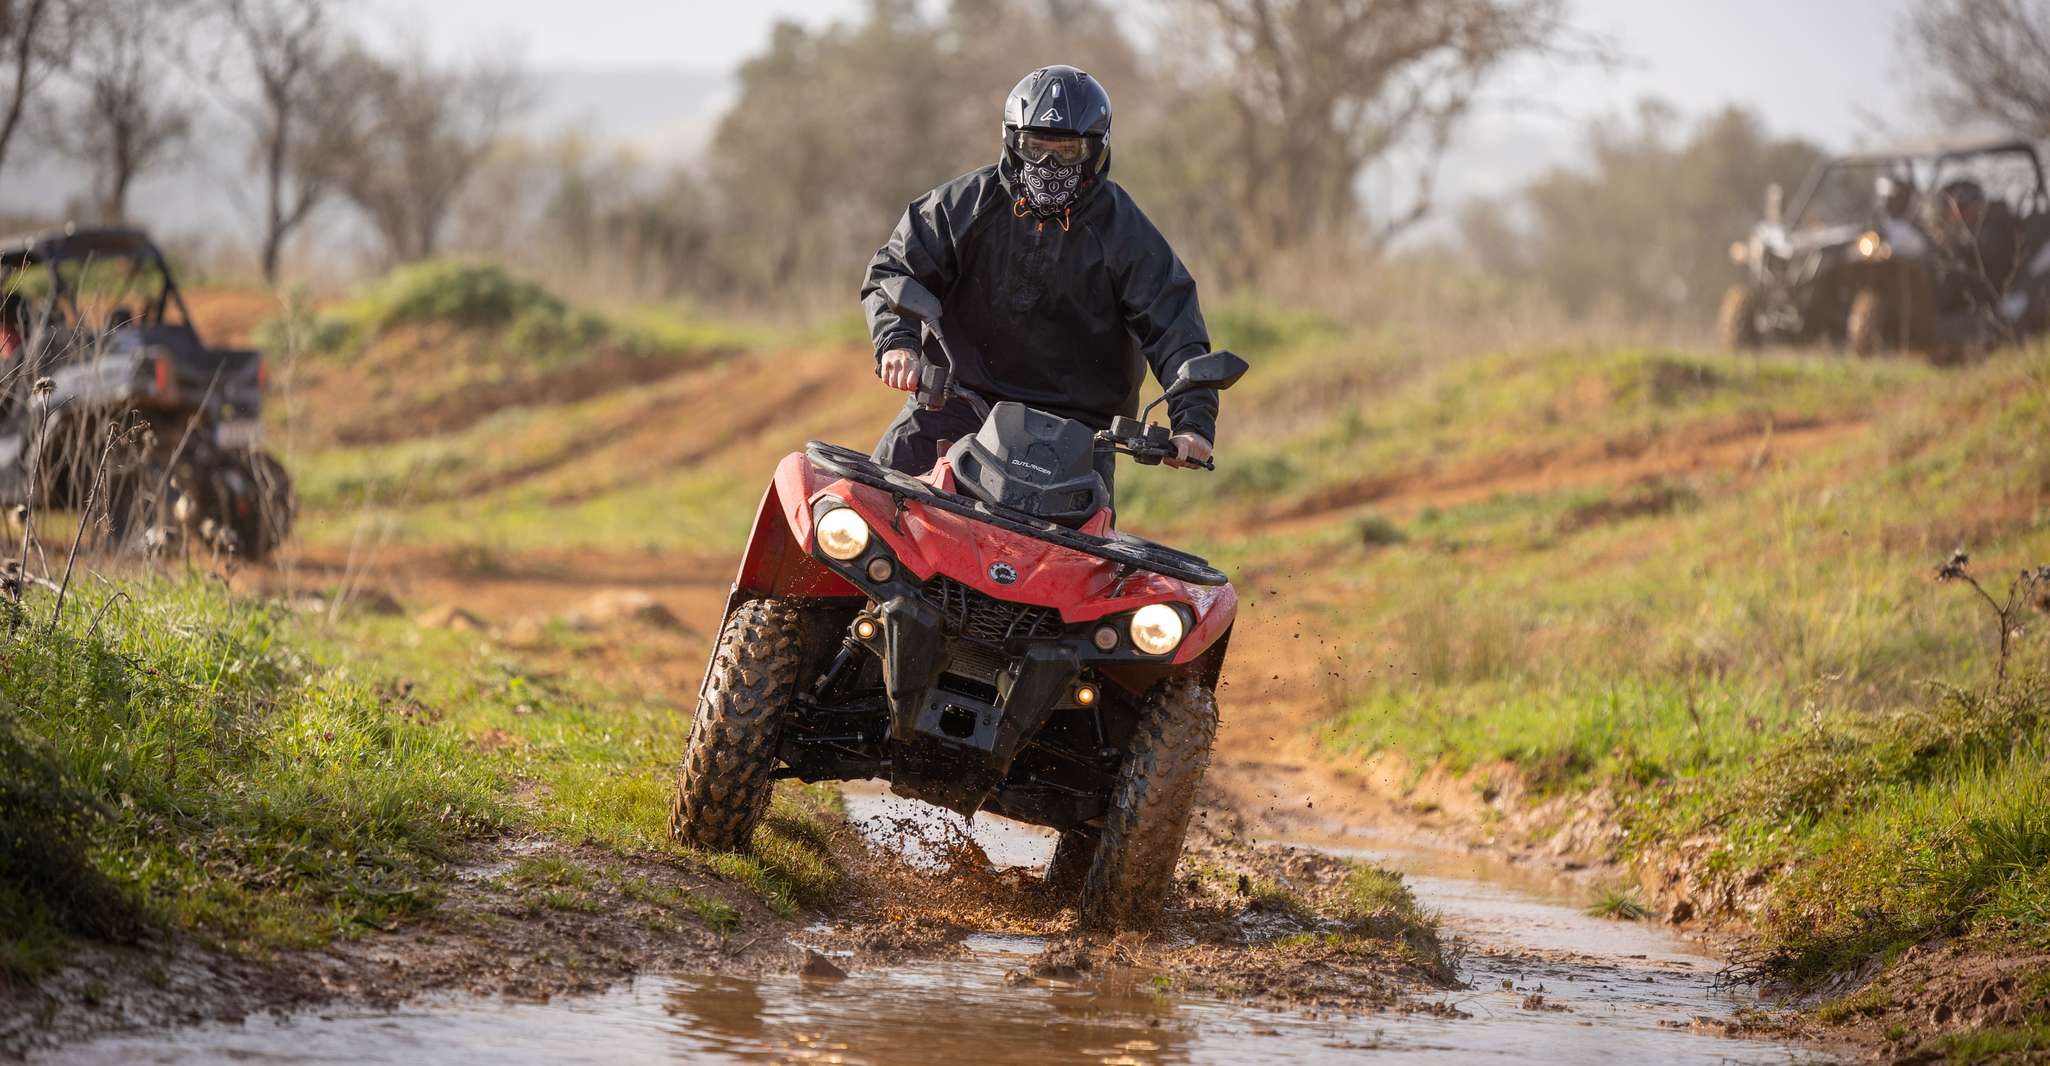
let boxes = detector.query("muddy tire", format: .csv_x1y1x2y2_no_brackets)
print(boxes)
1846,287,1900,357
1044,828,1099,892
220,450,295,561
1718,284,1763,350
1077,675,1218,929
668,598,803,851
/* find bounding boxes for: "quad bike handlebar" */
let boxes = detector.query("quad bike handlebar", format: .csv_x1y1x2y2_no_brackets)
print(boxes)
1097,416,1214,470
879,274,1237,472
922,366,1214,470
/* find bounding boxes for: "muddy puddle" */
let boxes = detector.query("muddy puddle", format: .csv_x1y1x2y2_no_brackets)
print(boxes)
46,792,1828,1065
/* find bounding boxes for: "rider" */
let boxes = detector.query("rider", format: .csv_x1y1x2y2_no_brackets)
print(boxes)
859,65,1218,498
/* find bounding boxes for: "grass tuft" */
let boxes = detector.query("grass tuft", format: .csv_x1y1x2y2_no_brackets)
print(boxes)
1584,889,1652,922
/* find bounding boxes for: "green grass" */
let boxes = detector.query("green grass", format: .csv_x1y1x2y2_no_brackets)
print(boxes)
1584,889,1652,922
1290,337,2050,993
0,573,848,983
0,579,504,977
1813,983,1891,1025
1936,1019,2050,1062
261,259,781,368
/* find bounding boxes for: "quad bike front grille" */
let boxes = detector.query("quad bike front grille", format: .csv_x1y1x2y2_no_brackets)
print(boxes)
945,642,1010,685
920,576,1064,648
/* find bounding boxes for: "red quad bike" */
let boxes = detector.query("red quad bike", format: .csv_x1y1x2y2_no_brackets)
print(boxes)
669,277,1248,927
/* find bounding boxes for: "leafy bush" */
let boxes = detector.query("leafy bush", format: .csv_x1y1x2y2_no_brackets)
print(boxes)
357,260,566,332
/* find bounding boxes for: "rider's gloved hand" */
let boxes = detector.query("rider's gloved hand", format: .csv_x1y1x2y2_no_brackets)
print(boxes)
879,348,920,392
1165,432,1212,469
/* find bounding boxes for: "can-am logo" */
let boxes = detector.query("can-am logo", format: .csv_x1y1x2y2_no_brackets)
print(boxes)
988,563,1018,585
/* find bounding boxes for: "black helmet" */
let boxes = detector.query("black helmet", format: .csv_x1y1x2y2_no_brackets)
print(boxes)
1002,65,1111,174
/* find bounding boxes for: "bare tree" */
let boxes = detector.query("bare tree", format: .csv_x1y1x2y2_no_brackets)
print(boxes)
1173,0,1588,258
219,0,347,281
1905,0,2050,138
329,45,527,264
0,0,78,177
46,0,195,221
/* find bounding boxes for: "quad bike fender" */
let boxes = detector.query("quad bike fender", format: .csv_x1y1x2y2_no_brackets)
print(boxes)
730,453,860,604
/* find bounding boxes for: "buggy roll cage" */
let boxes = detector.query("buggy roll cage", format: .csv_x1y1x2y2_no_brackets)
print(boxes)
1785,139,2049,231
0,226,196,335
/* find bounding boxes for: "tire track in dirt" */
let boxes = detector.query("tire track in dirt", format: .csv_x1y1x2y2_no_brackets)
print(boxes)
1249,412,1868,540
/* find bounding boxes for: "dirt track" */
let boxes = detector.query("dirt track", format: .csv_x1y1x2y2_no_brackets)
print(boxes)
25,294,1846,1059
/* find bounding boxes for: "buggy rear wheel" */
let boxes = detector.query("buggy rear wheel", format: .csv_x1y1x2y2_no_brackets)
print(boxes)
1077,674,1218,929
215,450,295,560
669,598,803,851
1846,287,1900,356
1718,284,1763,351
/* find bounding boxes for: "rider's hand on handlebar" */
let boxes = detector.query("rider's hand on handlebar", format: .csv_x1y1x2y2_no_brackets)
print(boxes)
1165,432,1213,469
879,348,920,392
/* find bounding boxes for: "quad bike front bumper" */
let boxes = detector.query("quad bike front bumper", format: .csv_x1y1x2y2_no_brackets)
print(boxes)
804,495,1189,817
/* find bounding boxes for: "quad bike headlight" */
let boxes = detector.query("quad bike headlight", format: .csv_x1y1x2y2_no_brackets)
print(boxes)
815,507,871,561
1129,603,1186,656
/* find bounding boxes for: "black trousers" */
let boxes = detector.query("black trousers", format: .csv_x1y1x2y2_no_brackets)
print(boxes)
870,397,1118,504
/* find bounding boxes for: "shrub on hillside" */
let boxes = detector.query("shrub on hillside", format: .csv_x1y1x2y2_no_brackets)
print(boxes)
361,260,567,332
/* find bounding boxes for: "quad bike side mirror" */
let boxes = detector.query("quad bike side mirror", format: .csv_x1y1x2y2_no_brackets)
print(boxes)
1169,350,1250,394
1143,350,1249,420
877,276,944,324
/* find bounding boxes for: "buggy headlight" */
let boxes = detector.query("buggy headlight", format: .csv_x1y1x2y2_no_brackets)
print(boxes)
1856,231,1889,261
1129,603,1185,656
815,507,871,561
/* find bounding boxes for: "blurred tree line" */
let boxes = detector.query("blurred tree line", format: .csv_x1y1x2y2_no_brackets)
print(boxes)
2,0,1588,301
0,0,522,280
1458,101,1825,321
472,0,1585,303
4,0,2045,327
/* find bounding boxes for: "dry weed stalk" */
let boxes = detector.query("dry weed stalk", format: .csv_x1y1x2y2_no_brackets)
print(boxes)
1935,549,2050,684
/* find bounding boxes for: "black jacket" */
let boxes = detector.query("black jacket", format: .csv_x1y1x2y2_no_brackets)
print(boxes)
860,157,1218,444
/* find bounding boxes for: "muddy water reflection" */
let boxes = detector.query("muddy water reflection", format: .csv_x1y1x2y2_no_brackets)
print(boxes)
51,796,1829,1065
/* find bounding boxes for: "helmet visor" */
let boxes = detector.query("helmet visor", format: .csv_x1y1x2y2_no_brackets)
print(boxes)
1013,129,1092,166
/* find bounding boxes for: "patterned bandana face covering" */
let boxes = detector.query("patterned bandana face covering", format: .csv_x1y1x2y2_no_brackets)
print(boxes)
1019,158,1084,218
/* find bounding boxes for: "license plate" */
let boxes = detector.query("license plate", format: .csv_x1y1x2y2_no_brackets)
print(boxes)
215,420,263,449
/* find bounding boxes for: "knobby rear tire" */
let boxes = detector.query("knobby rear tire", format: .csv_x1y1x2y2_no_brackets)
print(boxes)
1077,674,1219,929
1044,828,1099,893
1846,287,1894,357
668,598,803,852
1718,284,1762,351
229,450,296,561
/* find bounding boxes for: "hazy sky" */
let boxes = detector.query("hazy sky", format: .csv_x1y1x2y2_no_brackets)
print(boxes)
369,0,1923,148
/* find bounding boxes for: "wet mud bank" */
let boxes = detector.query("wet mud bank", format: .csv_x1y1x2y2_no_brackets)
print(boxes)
29,791,1836,1065
0,837,798,1062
